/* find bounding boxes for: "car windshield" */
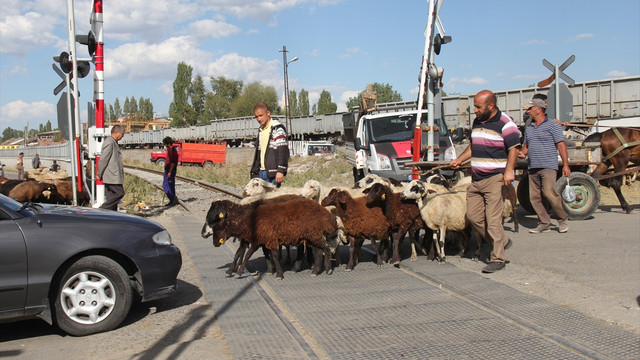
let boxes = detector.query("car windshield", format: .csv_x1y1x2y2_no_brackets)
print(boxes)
367,114,416,143
0,193,26,211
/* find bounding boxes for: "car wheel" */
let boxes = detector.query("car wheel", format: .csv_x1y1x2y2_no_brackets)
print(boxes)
53,255,133,336
156,158,166,167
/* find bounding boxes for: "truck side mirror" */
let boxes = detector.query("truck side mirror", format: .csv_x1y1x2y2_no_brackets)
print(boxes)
355,138,365,150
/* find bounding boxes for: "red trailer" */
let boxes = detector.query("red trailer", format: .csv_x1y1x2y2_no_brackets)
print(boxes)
150,140,226,169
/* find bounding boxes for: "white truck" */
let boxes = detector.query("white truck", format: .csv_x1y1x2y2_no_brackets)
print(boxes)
343,101,456,182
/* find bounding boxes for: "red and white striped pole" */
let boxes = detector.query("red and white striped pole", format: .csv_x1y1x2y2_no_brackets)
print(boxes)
92,0,105,207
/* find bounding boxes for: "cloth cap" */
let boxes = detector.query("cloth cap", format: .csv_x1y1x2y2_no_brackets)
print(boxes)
523,98,547,109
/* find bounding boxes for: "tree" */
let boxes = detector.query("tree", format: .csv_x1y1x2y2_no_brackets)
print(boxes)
45,120,52,132
169,62,195,126
123,97,131,115
113,98,122,120
190,74,207,124
230,82,279,117
129,96,138,116
316,90,337,114
346,82,403,111
298,89,310,116
288,90,298,116
204,76,244,120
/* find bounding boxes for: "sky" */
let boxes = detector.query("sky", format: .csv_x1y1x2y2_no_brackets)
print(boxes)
1,0,639,133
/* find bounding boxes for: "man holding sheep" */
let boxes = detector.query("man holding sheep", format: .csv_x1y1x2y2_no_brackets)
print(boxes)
450,90,520,273
250,102,289,187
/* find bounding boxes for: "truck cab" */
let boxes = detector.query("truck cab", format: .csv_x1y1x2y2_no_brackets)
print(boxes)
344,106,456,182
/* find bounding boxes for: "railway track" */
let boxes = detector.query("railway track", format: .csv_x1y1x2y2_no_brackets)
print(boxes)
123,165,242,213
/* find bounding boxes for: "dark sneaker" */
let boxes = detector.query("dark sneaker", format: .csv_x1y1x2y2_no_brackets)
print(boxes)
529,225,550,234
504,239,513,250
482,262,506,273
558,222,569,233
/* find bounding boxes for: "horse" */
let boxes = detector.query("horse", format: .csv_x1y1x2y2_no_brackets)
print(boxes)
588,127,640,214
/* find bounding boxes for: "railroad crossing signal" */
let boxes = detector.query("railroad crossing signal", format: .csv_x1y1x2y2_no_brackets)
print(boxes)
542,55,575,86
540,55,576,123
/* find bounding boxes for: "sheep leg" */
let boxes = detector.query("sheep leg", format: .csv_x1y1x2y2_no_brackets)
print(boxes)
390,230,406,266
408,228,425,262
323,246,333,275
370,239,384,266
346,236,363,271
292,245,306,273
435,229,446,263
282,244,292,266
226,241,247,277
236,243,260,278
270,248,285,280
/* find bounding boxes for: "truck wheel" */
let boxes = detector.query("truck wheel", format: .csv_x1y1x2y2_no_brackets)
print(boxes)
156,158,165,167
556,172,600,220
203,161,214,170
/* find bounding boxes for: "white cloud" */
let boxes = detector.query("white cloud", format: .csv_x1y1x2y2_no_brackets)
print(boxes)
447,77,488,86
206,53,280,86
340,47,366,59
607,70,628,77
204,0,328,22
568,33,595,42
0,12,63,56
521,39,547,45
106,36,213,80
105,0,201,42
1,100,55,129
187,19,241,40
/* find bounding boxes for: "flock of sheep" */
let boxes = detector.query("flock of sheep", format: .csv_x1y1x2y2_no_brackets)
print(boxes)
0,175,90,206
201,174,518,280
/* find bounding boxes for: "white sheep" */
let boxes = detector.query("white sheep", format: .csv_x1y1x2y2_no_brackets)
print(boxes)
401,180,469,262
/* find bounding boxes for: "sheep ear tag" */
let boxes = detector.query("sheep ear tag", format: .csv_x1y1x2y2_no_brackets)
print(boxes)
381,194,386,200
219,238,225,244
218,212,225,219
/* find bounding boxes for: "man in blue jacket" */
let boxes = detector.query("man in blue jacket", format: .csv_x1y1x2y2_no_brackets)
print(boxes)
250,102,289,187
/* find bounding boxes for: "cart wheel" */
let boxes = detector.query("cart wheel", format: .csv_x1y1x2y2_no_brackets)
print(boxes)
556,172,601,220
517,173,535,214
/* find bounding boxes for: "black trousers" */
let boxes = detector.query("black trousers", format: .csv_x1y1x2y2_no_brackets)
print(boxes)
100,184,125,211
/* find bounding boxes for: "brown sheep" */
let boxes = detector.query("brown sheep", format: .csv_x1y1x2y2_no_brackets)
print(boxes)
8,181,59,203
363,183,429,265
0,179,27,196
201,198,337,280
320,188,392,271
52,180,91,206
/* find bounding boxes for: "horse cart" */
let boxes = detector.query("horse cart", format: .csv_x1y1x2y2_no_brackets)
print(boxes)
408,126,640,220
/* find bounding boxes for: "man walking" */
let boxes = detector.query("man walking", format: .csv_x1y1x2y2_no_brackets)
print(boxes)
250,102,289,187
450,90,520,273
518,98,570,233
97,125,125,210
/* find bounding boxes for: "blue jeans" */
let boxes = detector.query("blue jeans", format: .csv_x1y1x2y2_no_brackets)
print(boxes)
163,168,176,200
259,170,280,188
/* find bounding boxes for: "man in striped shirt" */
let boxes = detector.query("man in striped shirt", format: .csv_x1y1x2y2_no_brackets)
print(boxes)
518,98,570,234
451,90,520,273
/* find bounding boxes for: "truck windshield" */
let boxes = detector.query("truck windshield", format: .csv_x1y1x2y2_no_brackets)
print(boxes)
367,114,416,143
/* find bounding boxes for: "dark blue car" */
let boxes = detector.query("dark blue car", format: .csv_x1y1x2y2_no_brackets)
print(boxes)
0,194,181,336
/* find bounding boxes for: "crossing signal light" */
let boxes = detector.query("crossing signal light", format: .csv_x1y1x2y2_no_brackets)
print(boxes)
433,34,452,55
53,52,91,78
76,31,97,57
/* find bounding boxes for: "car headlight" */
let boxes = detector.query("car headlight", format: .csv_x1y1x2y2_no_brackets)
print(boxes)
377,154,392,170
152,230,172,246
